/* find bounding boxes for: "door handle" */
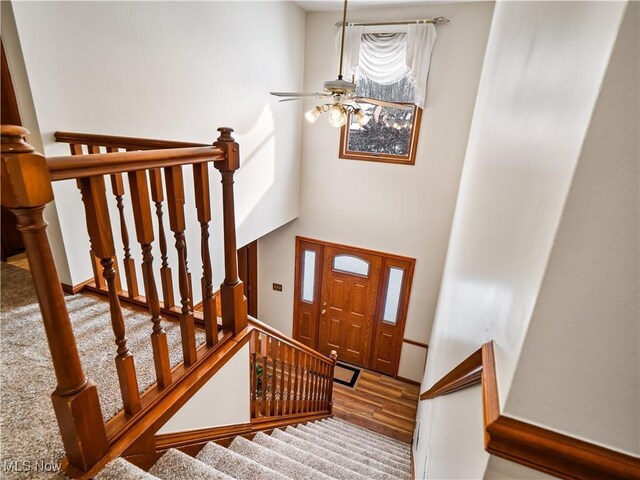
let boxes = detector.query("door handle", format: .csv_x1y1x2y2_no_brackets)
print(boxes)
321,309,326,315
322,302,327,307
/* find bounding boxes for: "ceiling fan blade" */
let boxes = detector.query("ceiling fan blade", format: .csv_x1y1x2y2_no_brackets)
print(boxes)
354,97,414,111
270,92,328,98
278,98,304,103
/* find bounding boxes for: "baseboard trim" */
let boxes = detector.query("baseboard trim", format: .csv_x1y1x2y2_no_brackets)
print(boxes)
61,278,93,295
396,375,421,386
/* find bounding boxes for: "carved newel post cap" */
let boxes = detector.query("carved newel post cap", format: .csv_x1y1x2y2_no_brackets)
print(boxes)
216,127,235,142
330,350,338,360
1,125,33,154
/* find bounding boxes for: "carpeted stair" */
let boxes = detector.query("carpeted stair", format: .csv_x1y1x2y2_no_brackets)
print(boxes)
95,418,411,480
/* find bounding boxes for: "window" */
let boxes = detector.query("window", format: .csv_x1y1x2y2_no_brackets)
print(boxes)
333,254,370,276
301,250,316,303
382,267,405,324
338,25,436,165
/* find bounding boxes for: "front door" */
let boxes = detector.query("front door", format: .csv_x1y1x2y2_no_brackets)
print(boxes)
293,237,415,376
317,246,382,367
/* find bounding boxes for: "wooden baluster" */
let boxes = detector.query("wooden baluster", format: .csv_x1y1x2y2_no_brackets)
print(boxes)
127,170,173,389
286,345,294,415
1,126,109,471
321,361,329,411
164,165,197,366
311,357,319,412
72,144,106,291
78,175,142,416
250,332,256,420
317,361,325,412
213,128,247,334
261,333,269,418
148,169,174,309
86,145,122,292
253,332,263,419
292,350,300,414
193,163,216,346
279,342,286,416
301,355,309,413
271,338,279,417
328,350,337,414
110,172,139,298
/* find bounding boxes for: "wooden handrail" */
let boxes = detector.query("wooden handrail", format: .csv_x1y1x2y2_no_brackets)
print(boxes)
249,316,334,365
54,131,208,150
1,124,249,478
47,146,225,181
420,341,640,480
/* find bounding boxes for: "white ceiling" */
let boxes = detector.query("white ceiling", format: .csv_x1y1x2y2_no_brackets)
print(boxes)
292,0,456,12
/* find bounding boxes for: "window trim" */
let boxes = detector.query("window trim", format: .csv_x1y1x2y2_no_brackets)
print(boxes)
339,104,423,165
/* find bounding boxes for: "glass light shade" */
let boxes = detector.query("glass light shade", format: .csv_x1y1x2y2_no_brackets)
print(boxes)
327,104,348,128
305,106,321,124
354,109,371,127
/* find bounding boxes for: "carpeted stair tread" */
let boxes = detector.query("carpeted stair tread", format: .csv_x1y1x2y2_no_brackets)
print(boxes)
301,422,410,470
252,432,369,480
325,418,410,448
319,419,411,454
95,457,161,480
229,436,333,480
197,441,290,480
271,428,399,480
149,448,233,480
287,425,408,479
313,420,411,459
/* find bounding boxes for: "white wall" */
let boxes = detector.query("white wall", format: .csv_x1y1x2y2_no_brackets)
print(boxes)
258,1,495,382
413,1,627,478
10,1,305,292
0,2,71,284
158,343,250,433
503,0,639,457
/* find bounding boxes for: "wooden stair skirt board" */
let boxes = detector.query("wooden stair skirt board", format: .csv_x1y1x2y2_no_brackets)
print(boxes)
420,342,640,480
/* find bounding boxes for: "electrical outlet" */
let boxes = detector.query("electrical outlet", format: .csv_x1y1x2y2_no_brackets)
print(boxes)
272,283,283,292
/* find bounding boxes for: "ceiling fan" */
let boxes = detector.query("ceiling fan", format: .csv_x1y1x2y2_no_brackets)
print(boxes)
270,0,412,128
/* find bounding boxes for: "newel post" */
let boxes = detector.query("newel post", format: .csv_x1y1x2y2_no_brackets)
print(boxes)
213,127,248,334
329,350,338,413
0,126,109,471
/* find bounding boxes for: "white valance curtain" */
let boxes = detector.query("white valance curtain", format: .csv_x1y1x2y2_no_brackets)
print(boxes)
336,24,437,108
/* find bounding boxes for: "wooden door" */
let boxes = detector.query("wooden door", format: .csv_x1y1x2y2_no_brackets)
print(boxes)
293,240,323,349
370,257,414,375
318,246,382,367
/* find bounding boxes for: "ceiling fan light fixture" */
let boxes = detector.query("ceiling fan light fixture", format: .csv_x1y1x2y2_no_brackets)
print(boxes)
305,106,322,124
327,104,348,128
354,108,371,127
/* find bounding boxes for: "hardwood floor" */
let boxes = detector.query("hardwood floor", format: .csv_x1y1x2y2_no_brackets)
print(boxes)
332,368,420,443
5,251,29,270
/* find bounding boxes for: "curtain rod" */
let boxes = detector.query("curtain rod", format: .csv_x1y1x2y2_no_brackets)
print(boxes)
336,17,450,27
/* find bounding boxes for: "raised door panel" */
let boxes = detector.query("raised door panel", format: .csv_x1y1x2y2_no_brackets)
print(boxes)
318,246,381,368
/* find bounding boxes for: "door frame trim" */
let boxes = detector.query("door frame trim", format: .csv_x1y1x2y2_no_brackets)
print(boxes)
293,236,416,377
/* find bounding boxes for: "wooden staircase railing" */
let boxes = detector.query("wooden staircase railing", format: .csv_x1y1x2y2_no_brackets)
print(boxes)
248,317,337,424
419,342,640,480
0,125,248,477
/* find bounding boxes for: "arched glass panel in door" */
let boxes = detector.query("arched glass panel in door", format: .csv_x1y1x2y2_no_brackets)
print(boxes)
332,254,370,276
